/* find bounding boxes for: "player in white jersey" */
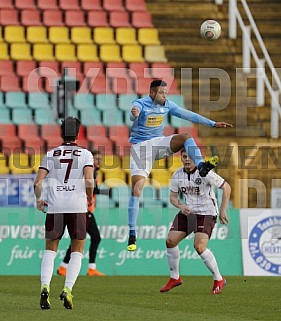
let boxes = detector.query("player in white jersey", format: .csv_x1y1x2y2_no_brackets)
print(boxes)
160,149,231,294
34,117,94,310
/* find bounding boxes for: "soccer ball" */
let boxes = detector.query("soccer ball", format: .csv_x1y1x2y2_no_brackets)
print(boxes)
200,20,221,40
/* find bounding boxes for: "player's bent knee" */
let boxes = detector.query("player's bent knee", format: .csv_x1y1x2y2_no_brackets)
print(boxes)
194,243,206,255
166,238,178,248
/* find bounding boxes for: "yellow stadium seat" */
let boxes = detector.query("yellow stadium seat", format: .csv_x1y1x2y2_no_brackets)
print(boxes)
150,169,171,186
138,28,160,45
0,153,9,174
144,45,167,62
30,154,44,173
0,43,9,60
122,44,144,62
93,27,115,44
102,168,127,188
101,155,122,171
11,43,32,61
116,27,137,45
121,155,130,174
167,155,183,173
5,26,25,43
49,26,70,44
55,44,76,61
100,44,122,62
153,157,166,170
71,27,92,44
77,44,99,62
27,26,48,43
33,43,55,61
9,153,33,175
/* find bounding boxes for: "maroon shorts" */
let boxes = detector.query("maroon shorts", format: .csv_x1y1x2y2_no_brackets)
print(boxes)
45,213,88,240
170,212,217,238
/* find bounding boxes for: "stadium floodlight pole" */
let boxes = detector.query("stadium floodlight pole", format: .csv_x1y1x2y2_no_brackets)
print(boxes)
229,0,237,39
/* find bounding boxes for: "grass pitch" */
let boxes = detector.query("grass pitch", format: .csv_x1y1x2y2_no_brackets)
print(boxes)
0,276,279,321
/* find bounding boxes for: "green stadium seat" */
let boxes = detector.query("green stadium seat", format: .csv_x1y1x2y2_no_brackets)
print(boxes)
12,108,33,124
80,109,102,126
0,109,12,123
95,194,115,208
74,93,95,110
111,185,131,207
0,92,6,108
34,109,57,125
168,94,185,107
28,92,50,109
103,109,124,126
6,92,28,109
141,185,162,208
169,113,193,128
95,93,117,111
117,94,137,111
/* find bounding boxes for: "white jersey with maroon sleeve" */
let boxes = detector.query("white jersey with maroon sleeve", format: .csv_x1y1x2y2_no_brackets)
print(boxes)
39,143,93,213
170,167,225,216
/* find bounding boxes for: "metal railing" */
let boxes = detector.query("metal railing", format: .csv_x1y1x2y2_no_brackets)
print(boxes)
228,0,281,138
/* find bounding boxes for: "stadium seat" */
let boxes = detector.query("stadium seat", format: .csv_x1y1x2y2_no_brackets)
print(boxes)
87,134,114,155
65,10,86,27
21,9,42,26
80,109,102,125
27,26,48,43
141,185,163,208
18,124,44,152
88,75,110,94
55,44,76,61
15,0,36,9
144,45,167,62
111,185,131,207
41,124,60,142
11,43,32,61
163,125,176,136
6,92,27,109
9,153,33,174
151,169,171,186
100,44,122,63
28,92,50,109
0,61,14,76
95,194,115,208
122,44,144,63
22,74,44,92
103,0,124,11
0,124,21,145
39,61,60,77
135,77,153,95
0,92,6,108
16,61,37,77
170,115,193,129
29,153,45,172
77,44,99,62
112,77,135,95
103,109,124,126
128,62,149,79
43,10,64,27
35,109,57,125
138,28,160,45
81,0,102,11
102,169,127,187
93,27,115,44
110,11,130,28
83,62,104,77
106,62,127,78
0,43,9,60
109,126,131,156
167,155,183,173
12,108,33,124
168,94,185,107
0,9,20,25
118,94,137,111
74,93,95,110
49,27,70,44
95,93,116,111
37,0,58,10
121,154,130,173
0,109,12,124
0,153,9,174
5,26,25,43
59,0,80,10
125,0,147,11
87,10,108,27
150,62,174,79
116,27,137,45
132,11,153,28
61,61,82,74
0,0,13,9
87,125,106,138
71,27,92,44
33,44,55,61
0,75,21,91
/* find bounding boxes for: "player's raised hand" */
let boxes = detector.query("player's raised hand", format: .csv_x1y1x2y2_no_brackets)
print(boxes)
131,107,140,118
214,122,233,128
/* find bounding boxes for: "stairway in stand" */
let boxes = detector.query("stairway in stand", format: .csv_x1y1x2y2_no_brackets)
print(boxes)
146,0,281,207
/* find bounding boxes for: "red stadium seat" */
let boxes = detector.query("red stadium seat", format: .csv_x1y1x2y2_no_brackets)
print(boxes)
65,10,86,27
150,62,174,78
0,124,22,154
44,75,59,93
83,62,105,77
15,0,36,9
103,0,124,11
81,0,102,11
109,126,131,156
125,0,147,11
112,77,135,95
87,125,113,155
21,9,42,26
0,0,14,9
43,10,64,27
18,124,45,152
163,125,176,136
0,61,14,76
0,75,21,92
41,124,62,148
22,74,44,92
38,61,60,77
135,77,153,95
128,62,150,79
59,0,80,10
61,61,82,75
87,10,108,27
89,75,111,94
132,11,153,28
109,11,130,28
16,61,37,77
37,0,58,10
106,62,127,78
0,9,19,25
87,125,107,138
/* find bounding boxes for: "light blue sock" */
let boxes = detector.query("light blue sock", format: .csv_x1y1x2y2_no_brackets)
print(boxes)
128,196,140,236
184,138,203,167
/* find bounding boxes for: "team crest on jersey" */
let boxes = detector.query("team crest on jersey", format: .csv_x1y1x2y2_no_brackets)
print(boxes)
195,178,202,185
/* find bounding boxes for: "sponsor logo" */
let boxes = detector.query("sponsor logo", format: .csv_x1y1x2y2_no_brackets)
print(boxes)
195,178,202,185
248,216,281,275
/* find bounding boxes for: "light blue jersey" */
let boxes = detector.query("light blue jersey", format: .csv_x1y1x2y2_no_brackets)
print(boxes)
129,96,216,144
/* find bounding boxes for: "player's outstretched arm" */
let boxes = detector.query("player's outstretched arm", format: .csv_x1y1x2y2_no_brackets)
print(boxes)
214,122,233,128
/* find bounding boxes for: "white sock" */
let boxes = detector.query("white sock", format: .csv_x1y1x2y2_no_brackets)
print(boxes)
60,262,68,269
200,249,222,281
65,252,83,291
167,246,180,280
41,250,57,287
88,263,96,270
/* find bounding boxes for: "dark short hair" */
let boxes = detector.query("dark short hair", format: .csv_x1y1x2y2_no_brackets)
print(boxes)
150,79,167,89
61,117,81,142
181,148,187,154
